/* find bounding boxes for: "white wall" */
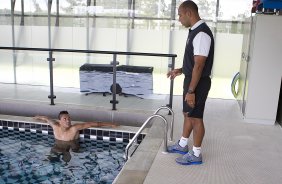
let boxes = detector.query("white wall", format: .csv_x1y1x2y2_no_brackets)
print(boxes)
0,26,243,98
213,33,243,78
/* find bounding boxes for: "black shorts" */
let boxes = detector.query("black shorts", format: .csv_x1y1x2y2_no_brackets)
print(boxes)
183,76,211,118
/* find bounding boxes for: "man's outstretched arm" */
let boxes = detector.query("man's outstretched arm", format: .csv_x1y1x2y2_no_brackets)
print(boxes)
33,115,58,127
73,121,118,130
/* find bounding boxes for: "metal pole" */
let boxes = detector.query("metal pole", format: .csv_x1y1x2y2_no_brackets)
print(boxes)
47,51,56,105
48,0,52,48
110,54,118,110
20,0,24,25
168,0,176,61
11,0,17,84
126,0,134,65
166,0,176,113
55,0,59,26
92,0,96,27
210,0,220,78
47,0,56,105
168,57,175,110
86,0,91,63
214,0,220,40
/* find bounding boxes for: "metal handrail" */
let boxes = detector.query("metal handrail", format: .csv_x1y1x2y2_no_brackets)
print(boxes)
153,106,174,142
0,46,176,110
124,114,168,161
0,46,177,57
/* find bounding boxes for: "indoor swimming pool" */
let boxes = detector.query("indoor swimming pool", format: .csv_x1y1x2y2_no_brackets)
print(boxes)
0,120,145,184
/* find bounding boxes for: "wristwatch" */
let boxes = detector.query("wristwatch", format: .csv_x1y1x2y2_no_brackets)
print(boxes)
187,89,194,94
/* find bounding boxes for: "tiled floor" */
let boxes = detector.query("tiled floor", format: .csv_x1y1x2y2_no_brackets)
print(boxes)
144,98,282,184
1,83,282,184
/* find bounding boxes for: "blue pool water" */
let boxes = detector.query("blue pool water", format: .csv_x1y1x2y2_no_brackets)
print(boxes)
0,128,127,184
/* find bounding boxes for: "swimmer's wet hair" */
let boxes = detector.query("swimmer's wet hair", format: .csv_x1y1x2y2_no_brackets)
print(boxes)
58,111,69,119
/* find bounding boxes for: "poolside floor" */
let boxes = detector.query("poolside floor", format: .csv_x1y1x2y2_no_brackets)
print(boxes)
143,97,282,184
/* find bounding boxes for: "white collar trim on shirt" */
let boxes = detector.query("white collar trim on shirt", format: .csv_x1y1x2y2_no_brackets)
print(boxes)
190,19,205,30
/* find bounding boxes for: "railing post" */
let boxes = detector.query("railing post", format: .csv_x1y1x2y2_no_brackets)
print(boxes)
47,0,55,105
11,0,17,84
168,56,175,112
47,51,56,105
110,54,118,110
20,0,24,26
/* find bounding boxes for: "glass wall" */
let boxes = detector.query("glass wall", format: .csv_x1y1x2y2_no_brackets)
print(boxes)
0,0,253,101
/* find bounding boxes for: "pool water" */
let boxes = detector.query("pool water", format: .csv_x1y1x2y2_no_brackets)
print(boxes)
0,128,127,184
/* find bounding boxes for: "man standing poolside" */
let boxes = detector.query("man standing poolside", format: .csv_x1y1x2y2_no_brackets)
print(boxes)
167,0,214,165
34,111,117,141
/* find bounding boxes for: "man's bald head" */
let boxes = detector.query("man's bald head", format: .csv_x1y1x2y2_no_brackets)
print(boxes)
178,0,200,28
179,0,199,14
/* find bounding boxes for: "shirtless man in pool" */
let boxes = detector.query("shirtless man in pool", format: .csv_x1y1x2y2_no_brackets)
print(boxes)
34,111,117,141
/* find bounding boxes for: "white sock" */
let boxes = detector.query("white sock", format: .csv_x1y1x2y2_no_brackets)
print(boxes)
192,146,201,157
178,136,188,148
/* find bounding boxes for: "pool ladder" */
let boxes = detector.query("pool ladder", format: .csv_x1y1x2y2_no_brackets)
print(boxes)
124,106,174,161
